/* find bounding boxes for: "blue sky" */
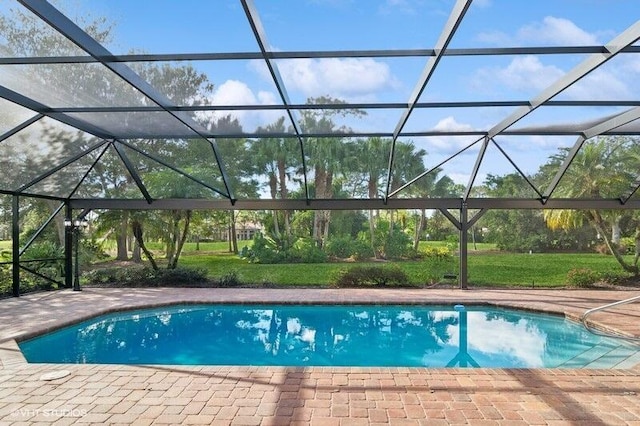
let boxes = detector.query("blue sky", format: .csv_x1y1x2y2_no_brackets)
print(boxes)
8,0,640,189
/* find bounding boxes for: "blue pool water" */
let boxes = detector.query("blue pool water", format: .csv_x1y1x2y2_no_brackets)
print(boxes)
19,304,640,368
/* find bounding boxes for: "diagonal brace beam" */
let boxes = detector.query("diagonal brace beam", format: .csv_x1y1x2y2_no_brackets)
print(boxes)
241,0,310,204
117,140,230,199
544,106,640,201
19,202,65,256
384,0,473,201
17,139,108,193
112,141,153,204
19,0,235,201
0,114,44,143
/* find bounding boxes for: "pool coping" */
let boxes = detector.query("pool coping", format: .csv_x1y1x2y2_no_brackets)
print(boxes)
3,287,640,425
2,286,640,368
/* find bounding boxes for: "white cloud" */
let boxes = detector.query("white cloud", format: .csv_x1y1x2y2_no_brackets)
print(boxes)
471,56,564,94
433,116,475,132
252,58,400,102
448,312,546,367
563,68,630,100
477,16,600,46
518,16,600,46
205,80,284,132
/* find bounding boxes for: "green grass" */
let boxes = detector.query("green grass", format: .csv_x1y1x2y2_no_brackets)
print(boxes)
467,253,626,287
176,249,631,288
421,241,498,251
3,239,634,291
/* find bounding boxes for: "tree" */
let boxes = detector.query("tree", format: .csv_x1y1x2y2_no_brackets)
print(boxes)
352,137,390,258
300,96,365,248
253,117,300,246
542,137,638,273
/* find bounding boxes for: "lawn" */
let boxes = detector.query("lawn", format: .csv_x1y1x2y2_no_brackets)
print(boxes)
3,240,635,293
176,245,631,288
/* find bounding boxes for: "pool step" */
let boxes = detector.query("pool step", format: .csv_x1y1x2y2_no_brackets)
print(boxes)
560,344,618,368
614,348,640,369
585,345,639,369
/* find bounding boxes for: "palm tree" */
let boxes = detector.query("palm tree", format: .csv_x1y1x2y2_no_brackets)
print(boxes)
542,137,637,274
354,137,390,257
253,117,299,245
299,97,365,248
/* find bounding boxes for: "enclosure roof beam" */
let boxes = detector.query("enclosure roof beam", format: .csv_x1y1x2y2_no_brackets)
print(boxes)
461,19,640,204
491,138,544,199
64,128,637,140
4,46,639,65
19,0,235,202
543,106,640,201
463,136,490,201
117,140,229,198
388,138,483,199
484,20,640,141
384,0,473,202
112,142,153,204
0,114,44,143
16,140,109,193
241,0,310,204
68,197,640,211
25,100,640,114
0,85,115,140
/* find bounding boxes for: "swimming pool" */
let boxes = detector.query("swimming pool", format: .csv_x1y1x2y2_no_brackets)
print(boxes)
19,304,640,368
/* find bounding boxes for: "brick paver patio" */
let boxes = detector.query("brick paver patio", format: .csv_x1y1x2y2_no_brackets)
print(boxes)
1,287,640,425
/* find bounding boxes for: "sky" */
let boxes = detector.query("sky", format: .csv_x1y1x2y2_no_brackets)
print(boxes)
4,0,640,192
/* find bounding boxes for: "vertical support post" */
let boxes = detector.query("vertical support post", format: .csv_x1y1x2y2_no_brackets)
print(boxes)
11,196,19,297
459,203,468,289
64,204,73,289
74,224,80,291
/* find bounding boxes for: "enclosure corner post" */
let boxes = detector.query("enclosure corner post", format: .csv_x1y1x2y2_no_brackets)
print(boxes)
11,195,19,297
64,204,73,289
459,203,468,289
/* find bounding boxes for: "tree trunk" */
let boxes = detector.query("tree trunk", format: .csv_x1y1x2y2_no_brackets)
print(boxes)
132,240,141,263
277,158,291,241
169,211,191,269
131,220,158,270
165,213,179,264
369,209,377,258
634,227,640,267
589,212,638,275
322,210,331,244
115,212,129,261
611,216,622,246
272,210,281,239
230,210,238,254
313,166,327,246
413,210,426,251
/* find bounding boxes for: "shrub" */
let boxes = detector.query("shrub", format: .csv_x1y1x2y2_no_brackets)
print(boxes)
422,246,456,284
383,230,415,259
332,265,409,287
83,266,209,287
20,241,64,291
325,236,373,260
599,270,629,285
215,271,243,287
565,268,601,288
325,236,354,258
153,267,210,286
288,238,327,263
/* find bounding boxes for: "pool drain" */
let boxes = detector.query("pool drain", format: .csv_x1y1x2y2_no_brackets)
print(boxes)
40,370,71,381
